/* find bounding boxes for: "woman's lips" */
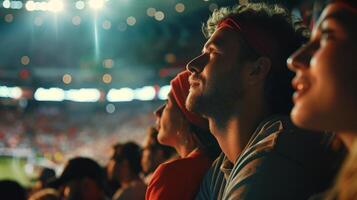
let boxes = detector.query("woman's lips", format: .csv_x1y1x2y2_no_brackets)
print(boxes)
292,77,310,103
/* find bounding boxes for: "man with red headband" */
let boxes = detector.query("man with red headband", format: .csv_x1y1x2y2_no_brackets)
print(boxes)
186,3,345,199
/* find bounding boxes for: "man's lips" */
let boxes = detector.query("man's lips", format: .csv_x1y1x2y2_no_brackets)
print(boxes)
188,75,201,88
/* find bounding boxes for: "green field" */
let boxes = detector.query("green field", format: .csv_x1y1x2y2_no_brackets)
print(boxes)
0,156,33,187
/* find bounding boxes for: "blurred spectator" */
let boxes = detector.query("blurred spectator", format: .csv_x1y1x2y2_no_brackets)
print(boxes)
107,142,146,200
33,168,56,191
141,127,176,184
0,180,26,200
48,157,108,200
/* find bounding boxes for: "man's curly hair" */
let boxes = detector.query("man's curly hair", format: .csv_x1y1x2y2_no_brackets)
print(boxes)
202,3,309,115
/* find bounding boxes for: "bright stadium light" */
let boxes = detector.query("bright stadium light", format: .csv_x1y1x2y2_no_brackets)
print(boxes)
34,88,65,101
158,85,170,100
47,0,64,13
10,87,23,99
25,1,35,11
75,0,85,10
107,88,134,102
2,0,10,9
0,86,22,99
134,86,156,101
89,0,104,10
65,88,100,102
10,1,23,9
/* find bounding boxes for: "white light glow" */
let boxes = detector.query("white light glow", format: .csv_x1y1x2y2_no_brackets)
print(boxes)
65,89,100,102
89,0,104,10
34,88,65,101
2,0,10,9
107,88,134,102
47,0,64,13
10,1,23,9
106,103,115,113
0,86,22,99
158,85,170,100
25,1,35,11
134,86,156,101
75,0,85,10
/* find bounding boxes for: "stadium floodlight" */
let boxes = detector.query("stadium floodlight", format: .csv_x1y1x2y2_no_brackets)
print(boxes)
134,86,156,101
34,88,65,101
0,86,22,99
107,88,134,102
25,1,35,11
65,88,100,102
88,0,104,10
158,85,170,100
2,0,10,9
47,0,64,13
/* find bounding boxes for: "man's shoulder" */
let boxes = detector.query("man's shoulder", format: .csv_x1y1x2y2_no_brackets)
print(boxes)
223,115,344,199
241,115,336,163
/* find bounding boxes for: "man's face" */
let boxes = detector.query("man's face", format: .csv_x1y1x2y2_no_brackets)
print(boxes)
186,27,249,118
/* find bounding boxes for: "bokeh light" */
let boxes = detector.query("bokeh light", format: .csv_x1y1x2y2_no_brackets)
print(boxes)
75,0,85,10
2,0,10,9
175,3,185,13
34,16,44,26
102,73,112,84
21,56,30,65
4,14,14,23
106,104,115,114
72,16,81,26
126,16,136,26
146,7,156,17
63,74,72,84
89,0,104,10
102,20,111,30
103,59,114,68
154,11,165,21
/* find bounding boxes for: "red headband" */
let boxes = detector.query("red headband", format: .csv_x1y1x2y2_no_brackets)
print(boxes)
218,17,278,60
170,70,209,131
333,1,357,13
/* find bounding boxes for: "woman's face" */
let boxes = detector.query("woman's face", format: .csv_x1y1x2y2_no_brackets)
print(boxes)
154,92,185,147
288,3,357,132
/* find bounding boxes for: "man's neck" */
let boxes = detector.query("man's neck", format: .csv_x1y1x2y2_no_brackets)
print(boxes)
209,100,270,164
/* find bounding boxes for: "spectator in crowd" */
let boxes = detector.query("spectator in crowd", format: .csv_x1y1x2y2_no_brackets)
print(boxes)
48,157,108,200
141,126,176,184
186,2,345,199
0,180,27,200
287,1,357,199
107,142,146,200
146,70,220,200
32,167,56,192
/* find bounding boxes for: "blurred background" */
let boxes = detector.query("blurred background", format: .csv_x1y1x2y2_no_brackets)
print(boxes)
0,0,319,188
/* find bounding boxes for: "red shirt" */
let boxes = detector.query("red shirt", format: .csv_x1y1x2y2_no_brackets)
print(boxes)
146,150,213,200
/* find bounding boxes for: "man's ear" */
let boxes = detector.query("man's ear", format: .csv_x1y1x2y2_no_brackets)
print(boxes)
248,56,271,85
